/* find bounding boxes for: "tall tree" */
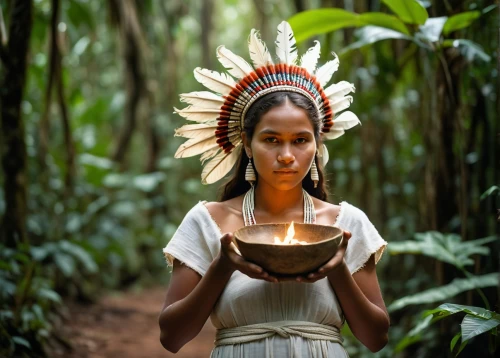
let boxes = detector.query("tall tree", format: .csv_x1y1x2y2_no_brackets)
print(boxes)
38,0,76,195
0,0,33,247
109,0,148,167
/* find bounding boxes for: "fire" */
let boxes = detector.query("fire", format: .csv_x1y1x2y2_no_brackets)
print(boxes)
273,222,308,245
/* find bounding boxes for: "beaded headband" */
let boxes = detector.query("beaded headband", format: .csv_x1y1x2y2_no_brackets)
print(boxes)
174,21,360,184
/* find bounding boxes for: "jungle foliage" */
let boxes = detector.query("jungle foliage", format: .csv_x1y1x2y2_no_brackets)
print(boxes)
0,0,498,357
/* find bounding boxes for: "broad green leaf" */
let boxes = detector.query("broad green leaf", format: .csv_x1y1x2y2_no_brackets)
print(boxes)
482,4,498,15
54,253,76,277
37,288,62,304
382,0,428,25
480,186,499,200
103,173,130,188
289,9,410,43
60,241,98,273
388,232,496,268
443,11,481,36
358,12,410,35
388,273,499,312
461,314,500,342
133,172,166,192
429,303,493,319
289,9,360,43
418,16,447,42
341,26,412,54
80,153,115,170
12,336,31,349
442,39,491,62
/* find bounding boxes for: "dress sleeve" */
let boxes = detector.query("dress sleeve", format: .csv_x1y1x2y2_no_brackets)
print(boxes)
163,202,221,276
335,202,387,274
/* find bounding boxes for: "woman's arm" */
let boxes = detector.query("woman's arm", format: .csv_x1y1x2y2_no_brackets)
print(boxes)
300,232,389,352
159,233,276,353
327,255,389,352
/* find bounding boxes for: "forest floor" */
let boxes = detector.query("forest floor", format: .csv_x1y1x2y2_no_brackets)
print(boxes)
49,286,216,358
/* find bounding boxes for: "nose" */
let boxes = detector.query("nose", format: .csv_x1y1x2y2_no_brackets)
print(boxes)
277,144,295,164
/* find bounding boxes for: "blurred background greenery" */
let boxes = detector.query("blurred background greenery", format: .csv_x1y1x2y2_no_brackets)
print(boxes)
0,0,498,357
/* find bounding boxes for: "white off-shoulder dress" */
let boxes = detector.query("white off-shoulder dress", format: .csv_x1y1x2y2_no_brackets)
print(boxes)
163,201,387,357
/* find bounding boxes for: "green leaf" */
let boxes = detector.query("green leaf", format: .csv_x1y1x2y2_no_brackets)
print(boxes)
382,0,428,25
37,288,62,304
59,241,98,274
289,9,360,43
418,16,447,42
289,9,411,44
461,314,500,342
341,26,412,54
133,172,166,192
431,303,493,319
442,39,491,62
480,186,500,200
451,332,461,351
12,336,31,349
388,273,499,312
358,12,410,35
443,11,481,36
388,232,497,268
54,253,76,277
80,153,115,170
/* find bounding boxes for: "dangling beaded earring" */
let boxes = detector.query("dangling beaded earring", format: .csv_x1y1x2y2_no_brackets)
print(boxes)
310,157,319,188
245,157,256,186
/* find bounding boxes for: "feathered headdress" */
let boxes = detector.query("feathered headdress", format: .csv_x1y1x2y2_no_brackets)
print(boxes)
174,21,360,184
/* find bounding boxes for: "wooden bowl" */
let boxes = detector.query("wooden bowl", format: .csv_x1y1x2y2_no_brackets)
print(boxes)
233,223,343,276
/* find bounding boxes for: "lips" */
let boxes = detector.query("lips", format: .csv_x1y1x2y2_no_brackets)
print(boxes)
274,170,298,174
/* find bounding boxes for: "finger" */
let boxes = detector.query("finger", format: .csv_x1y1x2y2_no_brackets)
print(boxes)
220,233,234,246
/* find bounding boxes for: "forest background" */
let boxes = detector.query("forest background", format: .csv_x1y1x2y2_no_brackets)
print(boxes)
0,0,499,357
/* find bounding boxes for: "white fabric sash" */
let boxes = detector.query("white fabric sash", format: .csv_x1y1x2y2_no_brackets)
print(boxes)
214,321,343,346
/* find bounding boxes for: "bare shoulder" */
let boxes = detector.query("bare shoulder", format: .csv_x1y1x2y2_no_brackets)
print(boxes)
311,197,341,226
203,196,245,233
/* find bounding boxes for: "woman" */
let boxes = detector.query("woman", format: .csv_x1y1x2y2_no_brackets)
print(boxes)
160,22,389,357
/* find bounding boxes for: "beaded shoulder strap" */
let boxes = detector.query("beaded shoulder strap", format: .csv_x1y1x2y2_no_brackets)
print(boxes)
242,187,316,226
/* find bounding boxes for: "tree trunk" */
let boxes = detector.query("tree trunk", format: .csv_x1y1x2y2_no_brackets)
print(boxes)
0,0,33,247
110,0,146,168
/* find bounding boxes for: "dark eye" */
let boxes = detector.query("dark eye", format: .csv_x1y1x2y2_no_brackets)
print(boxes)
265,137,278,143
295,138,307,144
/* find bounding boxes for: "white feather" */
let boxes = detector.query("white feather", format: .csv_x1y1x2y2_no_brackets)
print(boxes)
332,111,361,130
217,46,254,79
201,145,241,184
315,53,339,87
331,96,353,114
201,147,220,164
174,106,220,122
174,123,217,139
275,21,297,65
324,81,355,99
317,143,329,167
179,91,225,107
300,40,320,74
174,136,219,158
248,29,273,68
322,128,345,140
193,67,237,96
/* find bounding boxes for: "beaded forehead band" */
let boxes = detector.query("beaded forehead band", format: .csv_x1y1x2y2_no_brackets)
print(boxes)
174,21,360,184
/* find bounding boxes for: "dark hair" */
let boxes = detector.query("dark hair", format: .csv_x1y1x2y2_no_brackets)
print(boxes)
217,92,329,201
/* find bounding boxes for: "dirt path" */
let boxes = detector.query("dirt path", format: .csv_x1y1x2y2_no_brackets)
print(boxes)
50,287,216,358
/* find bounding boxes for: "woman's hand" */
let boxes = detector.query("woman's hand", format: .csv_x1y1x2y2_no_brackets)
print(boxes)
279,230,352,283
216,233,278,283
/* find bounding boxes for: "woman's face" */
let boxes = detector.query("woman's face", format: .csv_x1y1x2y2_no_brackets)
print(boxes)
244,101,317,191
